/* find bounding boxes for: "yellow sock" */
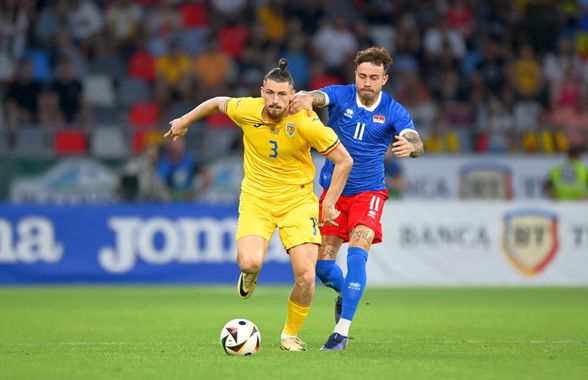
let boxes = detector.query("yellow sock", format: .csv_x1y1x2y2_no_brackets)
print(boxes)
282,298,311,337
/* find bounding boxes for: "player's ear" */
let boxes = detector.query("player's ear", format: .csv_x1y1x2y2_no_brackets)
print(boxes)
382,74,389,85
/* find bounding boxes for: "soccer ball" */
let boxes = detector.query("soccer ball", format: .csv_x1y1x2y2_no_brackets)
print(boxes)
220,319,261,356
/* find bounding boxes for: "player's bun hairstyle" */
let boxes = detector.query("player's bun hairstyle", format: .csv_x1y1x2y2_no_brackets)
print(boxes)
263,58,294,86
354,47,393,72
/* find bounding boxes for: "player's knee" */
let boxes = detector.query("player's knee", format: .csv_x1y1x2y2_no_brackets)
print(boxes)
294,269,315,291
237,255,263,273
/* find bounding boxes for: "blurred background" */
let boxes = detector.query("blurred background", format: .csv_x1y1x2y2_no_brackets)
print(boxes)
0,0,587,286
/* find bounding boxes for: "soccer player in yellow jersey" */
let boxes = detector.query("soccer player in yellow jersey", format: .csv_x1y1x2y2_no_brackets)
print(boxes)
164,59,353,351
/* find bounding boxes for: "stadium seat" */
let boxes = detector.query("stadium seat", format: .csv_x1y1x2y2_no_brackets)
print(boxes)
445,130,461,153
423,134,442,153
474,133,489,153
129,102,161,129
179,28,208,56
118,78,149,107
205,113,234,129
540,130,555,154
201,126,241,160
14,126,52,157
91,127,128,159
521,131,540,153
54,129,87,156
93,105,121,125
553,131,569,152
91,54,125,84
83,74,116,107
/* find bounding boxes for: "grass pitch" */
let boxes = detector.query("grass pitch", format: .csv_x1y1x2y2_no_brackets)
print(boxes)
0,286,587,380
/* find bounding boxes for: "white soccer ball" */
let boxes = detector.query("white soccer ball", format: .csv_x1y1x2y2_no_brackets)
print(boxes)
220,319,261,356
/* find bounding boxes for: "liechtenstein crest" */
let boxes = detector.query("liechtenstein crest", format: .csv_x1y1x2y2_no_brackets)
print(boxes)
502,209,559,276
286,122,296,137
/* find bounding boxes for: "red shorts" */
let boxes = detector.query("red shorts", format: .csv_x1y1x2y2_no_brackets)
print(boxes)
318,189,389,244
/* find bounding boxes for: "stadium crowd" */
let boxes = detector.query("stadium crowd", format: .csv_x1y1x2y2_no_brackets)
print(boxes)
1,0,588,162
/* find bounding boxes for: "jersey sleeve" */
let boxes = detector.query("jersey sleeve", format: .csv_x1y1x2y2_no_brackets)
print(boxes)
224,97,250,127
393,101,417,136
298,113,340,155
319,85,347,107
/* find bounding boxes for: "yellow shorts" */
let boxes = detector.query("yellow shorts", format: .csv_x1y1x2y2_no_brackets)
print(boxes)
237,189,321,250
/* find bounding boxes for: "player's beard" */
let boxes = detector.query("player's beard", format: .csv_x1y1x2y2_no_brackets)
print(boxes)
266,105,285,120
358,89,377,106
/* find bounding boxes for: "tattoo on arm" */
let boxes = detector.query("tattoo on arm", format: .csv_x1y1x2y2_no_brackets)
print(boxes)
310,91,327,108
404,131,424,158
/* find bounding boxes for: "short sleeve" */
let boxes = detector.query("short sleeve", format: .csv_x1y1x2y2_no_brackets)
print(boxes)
224,97,248,126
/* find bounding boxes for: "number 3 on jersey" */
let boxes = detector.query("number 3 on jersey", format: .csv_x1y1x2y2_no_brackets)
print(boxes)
269,140,278,158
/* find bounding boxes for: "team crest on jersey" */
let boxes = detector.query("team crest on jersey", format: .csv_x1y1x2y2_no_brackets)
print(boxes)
286,122,296,137
502,209,559,277
344,108,354,118
373,115,385,124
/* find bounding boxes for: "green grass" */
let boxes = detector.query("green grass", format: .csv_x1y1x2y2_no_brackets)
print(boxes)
0,287,587,380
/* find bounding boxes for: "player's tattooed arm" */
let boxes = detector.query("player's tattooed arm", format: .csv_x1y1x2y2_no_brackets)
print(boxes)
290,91,327,115
404,131,424,158
307,91,328,108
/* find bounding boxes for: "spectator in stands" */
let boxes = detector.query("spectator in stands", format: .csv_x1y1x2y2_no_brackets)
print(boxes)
510,42,545,101
157,138,212,201
67,0,104,44
544,146,588,200
0,0,32,58
312,15,358,73
49,30,86,79
547,92,588,148
34,0,68,49
476,95,515,153
120,142,171,202
128,36,155,82
550,65,584,108
50,59,84,124
154,40,192,105
4,59,42,147
194,36,234,90
543,35,582,86
256,0,287,43
105,0,143,47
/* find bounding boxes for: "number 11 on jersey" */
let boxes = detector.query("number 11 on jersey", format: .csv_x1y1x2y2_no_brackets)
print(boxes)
354,122,366,140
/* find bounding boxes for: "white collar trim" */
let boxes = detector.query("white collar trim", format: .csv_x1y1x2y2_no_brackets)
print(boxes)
356,90,382,111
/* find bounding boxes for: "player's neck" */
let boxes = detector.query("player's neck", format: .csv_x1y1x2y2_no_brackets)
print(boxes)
358,95,379,108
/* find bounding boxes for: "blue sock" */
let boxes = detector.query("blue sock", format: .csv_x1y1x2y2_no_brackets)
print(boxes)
341,247,368,321
315,260,344,293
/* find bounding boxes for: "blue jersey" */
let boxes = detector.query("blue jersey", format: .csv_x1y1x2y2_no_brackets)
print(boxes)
319,84,417,196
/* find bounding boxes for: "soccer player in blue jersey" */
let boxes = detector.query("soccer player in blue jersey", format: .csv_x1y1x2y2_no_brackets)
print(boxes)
289,47,424,350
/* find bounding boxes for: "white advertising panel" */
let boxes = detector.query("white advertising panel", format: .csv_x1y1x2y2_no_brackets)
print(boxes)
363,202,588,286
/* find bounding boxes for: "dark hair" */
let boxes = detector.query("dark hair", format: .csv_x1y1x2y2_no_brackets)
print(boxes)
263,58,294,86
353,47,393,72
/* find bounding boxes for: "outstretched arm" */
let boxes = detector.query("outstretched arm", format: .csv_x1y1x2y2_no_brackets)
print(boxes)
391,131,424,158
289,90,328,116
321,143,353,225
164,96,231,140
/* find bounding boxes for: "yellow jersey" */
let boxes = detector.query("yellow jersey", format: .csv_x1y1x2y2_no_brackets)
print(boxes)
225,97,340,201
